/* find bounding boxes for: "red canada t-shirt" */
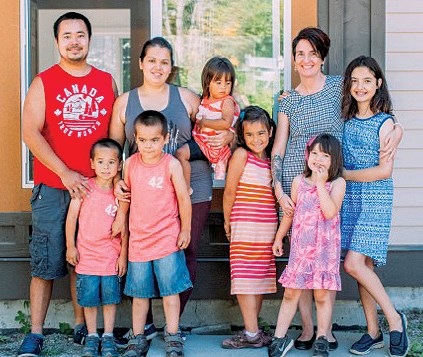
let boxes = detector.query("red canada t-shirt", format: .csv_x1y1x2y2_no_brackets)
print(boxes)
34,64,115,189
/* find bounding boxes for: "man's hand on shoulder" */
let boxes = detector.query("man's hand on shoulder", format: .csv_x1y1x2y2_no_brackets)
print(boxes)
60,169,91,200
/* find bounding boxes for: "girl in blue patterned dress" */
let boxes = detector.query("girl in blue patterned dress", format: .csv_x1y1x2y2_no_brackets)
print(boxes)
341,56,408,357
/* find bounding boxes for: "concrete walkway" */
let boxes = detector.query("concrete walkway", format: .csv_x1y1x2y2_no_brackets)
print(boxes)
147,331,391,356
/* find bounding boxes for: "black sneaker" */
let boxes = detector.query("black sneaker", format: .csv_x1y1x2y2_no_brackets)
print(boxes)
17,333,44,357
389,312,409,357
313,336,329,357
268,336,294,357
328,332,338,351
350,331,384,355
144,324,158,340
74,323,88,345
82,335,100,357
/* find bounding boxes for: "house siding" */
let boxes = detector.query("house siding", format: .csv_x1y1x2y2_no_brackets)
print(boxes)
386,0,423,246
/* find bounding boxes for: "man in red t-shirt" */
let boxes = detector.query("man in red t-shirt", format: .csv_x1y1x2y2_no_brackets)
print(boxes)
19,12,117,357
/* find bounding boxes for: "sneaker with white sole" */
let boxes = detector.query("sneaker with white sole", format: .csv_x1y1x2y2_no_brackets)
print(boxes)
350,331,384,355
17,333,44,357
389,312,409,357
268,336,294,357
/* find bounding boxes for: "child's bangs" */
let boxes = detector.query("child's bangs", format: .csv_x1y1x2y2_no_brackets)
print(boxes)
310,138,332,156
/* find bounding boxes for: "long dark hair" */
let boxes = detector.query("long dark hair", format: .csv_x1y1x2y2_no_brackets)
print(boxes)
235,106,276,158
201,57,236,98
342,56,393,120
303,134,343,182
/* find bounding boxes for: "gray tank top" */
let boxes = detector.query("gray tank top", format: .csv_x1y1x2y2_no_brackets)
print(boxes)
125,84,212,204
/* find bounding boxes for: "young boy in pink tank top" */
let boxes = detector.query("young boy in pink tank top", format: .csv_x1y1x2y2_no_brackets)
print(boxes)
66,138,126,357
113,110,192,357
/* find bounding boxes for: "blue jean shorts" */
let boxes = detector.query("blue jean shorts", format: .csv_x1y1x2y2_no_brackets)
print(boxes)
76,274,122,307
29,184,70,280
124,250,192,298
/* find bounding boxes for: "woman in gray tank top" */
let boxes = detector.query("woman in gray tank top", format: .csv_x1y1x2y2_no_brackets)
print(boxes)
109,37,234,332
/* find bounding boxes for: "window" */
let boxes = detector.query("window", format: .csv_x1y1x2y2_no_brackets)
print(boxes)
153,0,290,185
153,0,291,115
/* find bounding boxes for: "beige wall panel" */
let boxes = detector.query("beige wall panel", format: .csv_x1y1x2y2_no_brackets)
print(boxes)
387,33,423,52
390,227,423,246
387,0,423,13
394,148,423,168
390,91,423,110
394,130,423,149
387,14,423,32
393,188,423,207
391,207,423,226
393,168,423,188
386,53,423,71
387,71,423,91
391,111,423,130
290,0,317,87
0,0,31,213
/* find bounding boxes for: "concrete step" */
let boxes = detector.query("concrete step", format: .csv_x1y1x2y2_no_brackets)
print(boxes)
147,331,390,356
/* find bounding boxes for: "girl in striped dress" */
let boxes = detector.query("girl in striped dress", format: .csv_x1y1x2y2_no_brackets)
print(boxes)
221,106,277,350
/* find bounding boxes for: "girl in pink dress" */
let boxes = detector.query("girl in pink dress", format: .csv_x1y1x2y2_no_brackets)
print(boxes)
269,134,346,357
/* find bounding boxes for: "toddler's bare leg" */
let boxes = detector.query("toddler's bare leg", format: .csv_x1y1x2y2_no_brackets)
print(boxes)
297,290,314,340
163,294,180,334
314,289,333,338
274,288,303,338
102,304,116,335
132,298,149,336
84,307,98,335
237,294,262,333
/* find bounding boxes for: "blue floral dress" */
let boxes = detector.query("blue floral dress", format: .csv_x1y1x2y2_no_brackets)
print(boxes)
341,112,394,266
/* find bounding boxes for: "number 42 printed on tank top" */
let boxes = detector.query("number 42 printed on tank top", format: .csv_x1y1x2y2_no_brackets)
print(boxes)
149,176,164,189
105,203,117,217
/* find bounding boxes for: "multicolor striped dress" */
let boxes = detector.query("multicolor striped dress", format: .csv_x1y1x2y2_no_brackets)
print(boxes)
229,151,278,295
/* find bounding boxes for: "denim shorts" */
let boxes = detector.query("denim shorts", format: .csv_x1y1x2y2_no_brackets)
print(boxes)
29,183,70,280
124,250,192,298
76,274,122,307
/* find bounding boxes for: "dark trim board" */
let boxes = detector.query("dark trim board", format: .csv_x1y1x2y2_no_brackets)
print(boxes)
0,251,422,300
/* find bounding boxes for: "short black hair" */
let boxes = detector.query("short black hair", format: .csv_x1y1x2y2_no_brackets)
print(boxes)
90,138,123,161
133,110,168,137
292,27,330,61
53,12,92,40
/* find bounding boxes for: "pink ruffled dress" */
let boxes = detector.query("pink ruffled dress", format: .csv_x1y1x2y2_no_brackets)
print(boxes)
279,176,341,291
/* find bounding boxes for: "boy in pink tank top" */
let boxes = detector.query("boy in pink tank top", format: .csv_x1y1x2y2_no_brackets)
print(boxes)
113,110,192,357
66,138,126,357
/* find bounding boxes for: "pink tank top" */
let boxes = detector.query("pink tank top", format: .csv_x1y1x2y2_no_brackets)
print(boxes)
126,153,180,262
75,178,121,275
